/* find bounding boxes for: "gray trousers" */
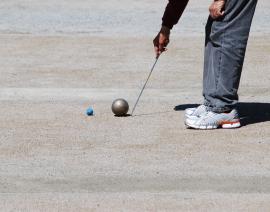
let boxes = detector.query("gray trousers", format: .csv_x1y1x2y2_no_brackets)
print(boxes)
203,0,257,113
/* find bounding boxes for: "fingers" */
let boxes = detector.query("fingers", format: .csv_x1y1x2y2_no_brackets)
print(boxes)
153,32,169,58
154,46,159,57
153,34,160,58
158,41,166,54
210,9,224,19
153,34,159,57
211,9,223,19
153,26,171,57
209,1,225,19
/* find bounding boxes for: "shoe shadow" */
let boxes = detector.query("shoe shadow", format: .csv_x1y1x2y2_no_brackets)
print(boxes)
237,102,270,126
174,102,270,126
174,104,200,112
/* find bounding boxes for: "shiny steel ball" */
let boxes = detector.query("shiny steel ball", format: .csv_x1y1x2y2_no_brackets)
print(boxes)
112,98,129,116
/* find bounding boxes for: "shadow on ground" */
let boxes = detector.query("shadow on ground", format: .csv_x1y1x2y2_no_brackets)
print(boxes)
174,102,270,126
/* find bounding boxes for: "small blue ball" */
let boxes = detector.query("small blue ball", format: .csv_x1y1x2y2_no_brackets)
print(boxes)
86,107,94,116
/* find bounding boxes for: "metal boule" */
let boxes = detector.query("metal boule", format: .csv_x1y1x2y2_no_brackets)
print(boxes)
112,98,129,116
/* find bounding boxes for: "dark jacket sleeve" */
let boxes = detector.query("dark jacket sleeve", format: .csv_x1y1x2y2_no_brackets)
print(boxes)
162,0,189,29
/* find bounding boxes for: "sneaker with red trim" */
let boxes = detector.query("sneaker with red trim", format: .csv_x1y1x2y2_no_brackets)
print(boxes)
185,109,241,130
185,105,208,119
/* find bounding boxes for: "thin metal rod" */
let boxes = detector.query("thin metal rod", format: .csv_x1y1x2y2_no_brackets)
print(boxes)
131,56,160,116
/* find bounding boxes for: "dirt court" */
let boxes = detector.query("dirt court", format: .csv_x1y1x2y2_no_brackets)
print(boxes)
0,0,270,211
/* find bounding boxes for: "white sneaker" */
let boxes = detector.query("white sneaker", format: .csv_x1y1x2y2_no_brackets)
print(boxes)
185,105,208,119
185,109,241,130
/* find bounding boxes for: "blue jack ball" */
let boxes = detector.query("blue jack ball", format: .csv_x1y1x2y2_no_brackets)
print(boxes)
86,107,94,116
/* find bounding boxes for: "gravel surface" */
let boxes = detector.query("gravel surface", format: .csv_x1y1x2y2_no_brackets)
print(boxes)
0,0,270,211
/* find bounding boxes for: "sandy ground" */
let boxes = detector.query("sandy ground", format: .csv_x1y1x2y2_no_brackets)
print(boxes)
0,0,270,36
0,0,270,211
0,34,270,211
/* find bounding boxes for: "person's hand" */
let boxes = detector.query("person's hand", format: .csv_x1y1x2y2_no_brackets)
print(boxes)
153,26,170,58
209,0,226,19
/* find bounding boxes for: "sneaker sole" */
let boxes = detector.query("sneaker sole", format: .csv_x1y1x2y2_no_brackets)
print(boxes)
220,120,241,129
185,119,241,130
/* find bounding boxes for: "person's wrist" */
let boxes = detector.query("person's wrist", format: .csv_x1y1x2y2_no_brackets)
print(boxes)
160,25,170,36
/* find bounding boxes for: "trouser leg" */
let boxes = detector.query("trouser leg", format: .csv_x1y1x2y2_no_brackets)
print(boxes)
203,0,258,113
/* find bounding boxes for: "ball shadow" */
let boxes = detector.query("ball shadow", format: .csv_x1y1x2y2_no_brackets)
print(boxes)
131,110,173,117
114,114,131,118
